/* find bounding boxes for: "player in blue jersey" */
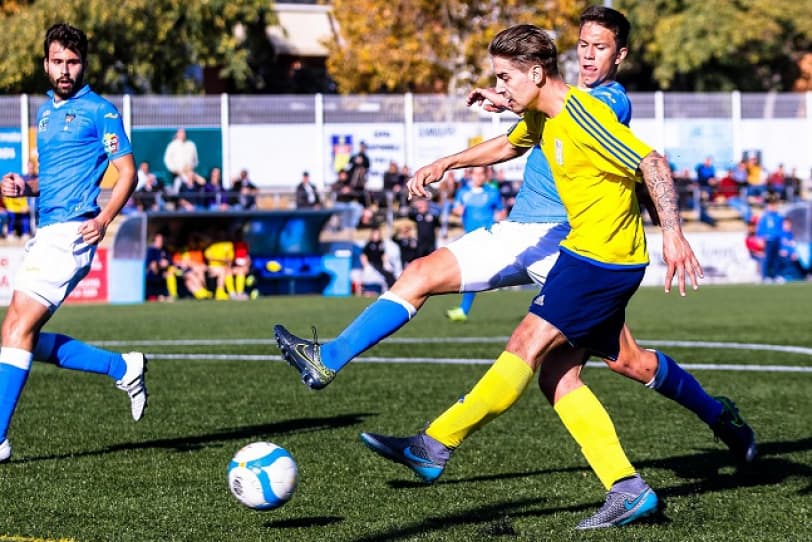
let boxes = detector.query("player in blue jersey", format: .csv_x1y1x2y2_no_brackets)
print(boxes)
0,23,147,463
445,166,505,321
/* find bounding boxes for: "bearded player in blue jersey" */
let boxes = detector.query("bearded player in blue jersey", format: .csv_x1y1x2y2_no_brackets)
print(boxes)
0,23,147,463
445,165,505,321
275,6,755,514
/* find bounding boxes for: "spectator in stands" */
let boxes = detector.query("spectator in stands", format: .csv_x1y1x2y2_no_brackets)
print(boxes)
695,156,718,201
202,166,228,210
786,167,803,201
409,197,439,258
746,155,767,203
715,167,752,222
777,217,807,281
732,159,749,188
767,164,787,200
379,160,406,210
22,158,38,229
133,172,164,212
145,232,171,301
756,194,783,282
361,226,396,292
347,141,370,207
391,219,419,270
331,169,364,229
163,128,198,179
135,161,152,191
295,171,321,209
230,169,258,209
175,165,205,211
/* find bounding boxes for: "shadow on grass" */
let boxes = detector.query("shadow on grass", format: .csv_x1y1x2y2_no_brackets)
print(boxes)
264,516,343,529
350,437,810,540
17,413,374,463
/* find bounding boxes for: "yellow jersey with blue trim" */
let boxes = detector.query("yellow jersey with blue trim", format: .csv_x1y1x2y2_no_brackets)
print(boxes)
542,86,653,267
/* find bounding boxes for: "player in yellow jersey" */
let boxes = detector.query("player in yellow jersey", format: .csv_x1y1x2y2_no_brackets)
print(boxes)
403,24,700,529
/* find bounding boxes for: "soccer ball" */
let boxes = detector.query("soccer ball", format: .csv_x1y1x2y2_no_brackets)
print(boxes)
227,441,298,510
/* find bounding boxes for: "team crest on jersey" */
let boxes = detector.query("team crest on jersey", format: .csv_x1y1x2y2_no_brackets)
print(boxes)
64,111,76,131
555,139,564,165
103,133,119,154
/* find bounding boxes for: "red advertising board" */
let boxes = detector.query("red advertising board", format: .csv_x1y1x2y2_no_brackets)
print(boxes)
65,248,108,304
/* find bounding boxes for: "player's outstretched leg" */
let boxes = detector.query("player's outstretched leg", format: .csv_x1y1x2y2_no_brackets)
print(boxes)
711,396,757,463
274,325,335,390
116,352,149,422
576,475,659,530
360,431,452,483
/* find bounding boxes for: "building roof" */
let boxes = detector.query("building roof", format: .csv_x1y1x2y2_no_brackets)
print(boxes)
268,3,335,57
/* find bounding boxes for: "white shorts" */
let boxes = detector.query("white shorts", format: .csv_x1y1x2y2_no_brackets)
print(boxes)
445,221,570,292
14,221,96,311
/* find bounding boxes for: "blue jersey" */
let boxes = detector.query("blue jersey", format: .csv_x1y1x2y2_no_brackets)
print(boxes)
507,81,631,224
35,84,132,227
454,184,503,232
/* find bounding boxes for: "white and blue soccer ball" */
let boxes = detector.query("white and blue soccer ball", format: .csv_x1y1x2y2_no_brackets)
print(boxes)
228,441,298,510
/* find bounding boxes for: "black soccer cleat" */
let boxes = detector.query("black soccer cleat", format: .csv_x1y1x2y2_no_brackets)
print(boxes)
274,324,335,390
712,396,757,463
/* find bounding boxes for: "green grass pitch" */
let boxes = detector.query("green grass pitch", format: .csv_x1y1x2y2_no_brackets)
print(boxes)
0,283,810,541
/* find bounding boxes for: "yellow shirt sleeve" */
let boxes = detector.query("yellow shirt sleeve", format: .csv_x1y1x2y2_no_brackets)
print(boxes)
506,110,547,149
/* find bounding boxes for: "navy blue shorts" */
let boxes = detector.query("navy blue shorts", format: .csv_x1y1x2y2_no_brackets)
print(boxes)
528,250,645,360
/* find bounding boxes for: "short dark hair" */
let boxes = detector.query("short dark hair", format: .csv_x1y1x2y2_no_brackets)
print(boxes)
488,24,559,76
44,23,88,62
580,5,631,49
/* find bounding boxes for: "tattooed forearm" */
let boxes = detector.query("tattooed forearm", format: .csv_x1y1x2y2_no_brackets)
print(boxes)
640,151,681,232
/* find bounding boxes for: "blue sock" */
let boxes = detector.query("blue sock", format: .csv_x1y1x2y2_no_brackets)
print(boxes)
34,333,126,380
0,348,33,440
649,351,723,426
460,292,476,315
321,292,416,372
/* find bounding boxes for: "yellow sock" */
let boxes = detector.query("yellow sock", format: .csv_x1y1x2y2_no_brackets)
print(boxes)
235,274,245,294
225,274,236,295
554,385,636,490
215,287,229,300
166,271,178,298
425,351,533,449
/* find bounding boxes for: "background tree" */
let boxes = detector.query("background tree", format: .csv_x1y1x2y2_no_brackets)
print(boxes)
324,0,587,94
0,0,277,94
617,0,812,91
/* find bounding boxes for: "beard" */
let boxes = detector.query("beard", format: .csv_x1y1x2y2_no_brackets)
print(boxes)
49,71,84,100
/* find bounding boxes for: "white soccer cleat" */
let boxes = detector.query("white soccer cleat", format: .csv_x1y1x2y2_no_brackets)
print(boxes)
0,439,11,463
116,352,148,422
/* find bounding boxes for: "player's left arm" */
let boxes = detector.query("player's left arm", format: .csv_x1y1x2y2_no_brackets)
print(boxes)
638,151,704,295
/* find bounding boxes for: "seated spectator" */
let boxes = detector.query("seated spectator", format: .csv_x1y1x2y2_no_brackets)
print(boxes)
767,164,787,200
295,171,321,209
331,169,364,230
170,235,212,299
3,190,31,238
145,232,171,301
376,161,406,210
202,167,229,210
175,165,206,210
746,155,767,203
695,156,718,202
230,169,258,209
231,229,255,299
133,172,165,212
785,167,803,200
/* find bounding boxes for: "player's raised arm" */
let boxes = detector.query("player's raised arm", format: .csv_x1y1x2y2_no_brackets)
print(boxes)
407,135,524,198
639,151,704,296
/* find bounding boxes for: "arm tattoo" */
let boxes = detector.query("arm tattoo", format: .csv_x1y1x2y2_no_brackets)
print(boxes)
640,152,681,232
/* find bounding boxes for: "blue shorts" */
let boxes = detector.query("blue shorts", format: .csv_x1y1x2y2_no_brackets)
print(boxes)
528,250,645,360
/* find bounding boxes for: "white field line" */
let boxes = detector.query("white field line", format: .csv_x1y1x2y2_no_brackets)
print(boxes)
89,336,812,373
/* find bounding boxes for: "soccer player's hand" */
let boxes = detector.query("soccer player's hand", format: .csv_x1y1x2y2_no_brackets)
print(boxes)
1,173,25,197
466,87,509,112
407,161,446,199
662,230,703,296
78,217,107,245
